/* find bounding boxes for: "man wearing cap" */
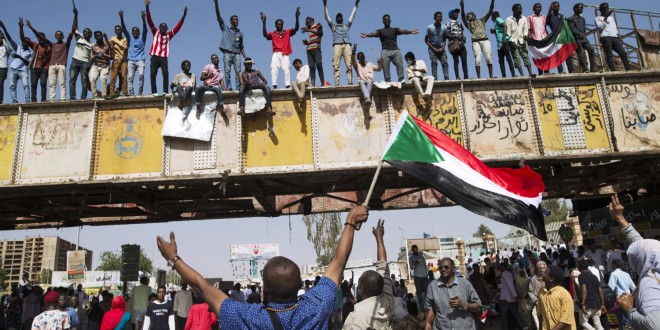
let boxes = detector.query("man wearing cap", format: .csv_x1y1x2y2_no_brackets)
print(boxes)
445,8,468,80
238,57,272,116
460,0,495,78
323,0,361,86
32,292,72,330
301,16,326,87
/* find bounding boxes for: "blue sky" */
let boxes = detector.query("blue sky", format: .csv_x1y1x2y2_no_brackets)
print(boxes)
1,0,658,279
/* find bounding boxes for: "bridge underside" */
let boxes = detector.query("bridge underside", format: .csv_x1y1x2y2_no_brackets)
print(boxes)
0,72,659,229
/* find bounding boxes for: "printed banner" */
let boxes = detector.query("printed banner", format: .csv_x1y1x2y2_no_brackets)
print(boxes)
230,244,279,260
67,250,87,282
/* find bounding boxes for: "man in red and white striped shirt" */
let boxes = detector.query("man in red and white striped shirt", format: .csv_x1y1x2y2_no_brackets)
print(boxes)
145,0,187,94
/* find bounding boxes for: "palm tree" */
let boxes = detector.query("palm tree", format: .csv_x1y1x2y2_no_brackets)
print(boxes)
473,224,494,238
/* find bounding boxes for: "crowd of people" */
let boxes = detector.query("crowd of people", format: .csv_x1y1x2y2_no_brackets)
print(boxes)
0,0,635,111
0,195,658,329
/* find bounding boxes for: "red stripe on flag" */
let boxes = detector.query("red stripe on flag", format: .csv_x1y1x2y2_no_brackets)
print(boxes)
410,115,545,199
533,43,579,71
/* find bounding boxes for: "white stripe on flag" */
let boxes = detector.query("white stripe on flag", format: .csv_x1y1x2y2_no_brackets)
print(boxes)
434,146,543,206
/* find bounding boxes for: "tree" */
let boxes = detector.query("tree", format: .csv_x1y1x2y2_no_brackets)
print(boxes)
542,199,571,224
302,211,342,267
95,249,154,274
473,224,494,238
39,269,53,285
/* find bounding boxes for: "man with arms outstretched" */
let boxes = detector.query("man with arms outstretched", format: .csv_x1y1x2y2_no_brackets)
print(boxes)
156,205,368,329
361,15,418,83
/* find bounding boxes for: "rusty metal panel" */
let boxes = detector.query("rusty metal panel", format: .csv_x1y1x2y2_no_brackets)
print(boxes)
94,108,164,179
17,111,94,184
463,90,539,159
0,114,18,184
169,104,240,175
606,82,660,150
243,100,313,171
403,92,465,146
316,96,388,168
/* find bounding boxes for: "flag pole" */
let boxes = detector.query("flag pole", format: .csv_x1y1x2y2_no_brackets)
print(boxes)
357,160,384,230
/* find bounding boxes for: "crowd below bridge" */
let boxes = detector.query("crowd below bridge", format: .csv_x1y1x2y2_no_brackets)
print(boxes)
0,0,639,118
1,195,659,329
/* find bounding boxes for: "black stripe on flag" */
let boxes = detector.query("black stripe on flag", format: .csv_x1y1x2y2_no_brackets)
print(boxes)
387,160,548,240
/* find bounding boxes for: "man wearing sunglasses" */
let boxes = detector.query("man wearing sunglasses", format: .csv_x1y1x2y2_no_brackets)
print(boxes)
425,258,481,330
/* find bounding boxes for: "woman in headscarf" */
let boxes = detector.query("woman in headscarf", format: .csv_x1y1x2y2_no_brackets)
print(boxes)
609,194,660,330
100,296,131,330
513,263,532,328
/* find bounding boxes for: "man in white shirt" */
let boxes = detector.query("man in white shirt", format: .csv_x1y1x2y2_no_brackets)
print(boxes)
584,242,607,273
404,52,434,102
504,3,533,76
342,219,394,329
291,58,309,102
172,283,192,330
595,2,631,71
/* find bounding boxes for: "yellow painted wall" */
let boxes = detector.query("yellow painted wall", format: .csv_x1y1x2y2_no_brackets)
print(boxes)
576,86,610,150
407,92,464,146
536,88,565,152
243,100,313,168
94,108,163,175
0,115,18,181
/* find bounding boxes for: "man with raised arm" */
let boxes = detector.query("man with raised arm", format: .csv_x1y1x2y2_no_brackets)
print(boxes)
27,17,74,101
119,10,147,96
361,15,418,83
214,0,246,92
69,6,93,101
156,205,368,329
460,0,495,78
343,219,394,329
2,19,33,104
145,0,187,94
261,7,300,89
323,0,360,86
108,22,128,98
24,20,51,103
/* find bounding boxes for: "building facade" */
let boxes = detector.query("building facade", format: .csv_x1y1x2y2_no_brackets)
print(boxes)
0,236,92,288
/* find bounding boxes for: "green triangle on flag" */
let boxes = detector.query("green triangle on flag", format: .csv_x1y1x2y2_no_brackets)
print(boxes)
383,112,444,164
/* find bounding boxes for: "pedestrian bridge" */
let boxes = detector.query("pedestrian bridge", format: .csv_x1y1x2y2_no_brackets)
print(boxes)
0,71,658,229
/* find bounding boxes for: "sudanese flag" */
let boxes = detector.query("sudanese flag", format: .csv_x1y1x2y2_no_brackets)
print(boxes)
382,111,547,240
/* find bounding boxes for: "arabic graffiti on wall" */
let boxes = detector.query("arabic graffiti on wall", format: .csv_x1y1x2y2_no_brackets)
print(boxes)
536,86,610,153
607,83,660,149
405,93,464,145
463,90,538,158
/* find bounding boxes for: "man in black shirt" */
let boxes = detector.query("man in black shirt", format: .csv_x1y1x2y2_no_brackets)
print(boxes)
360,14,418,82
577,259,606,330
144,286,175,330
567,3,596,73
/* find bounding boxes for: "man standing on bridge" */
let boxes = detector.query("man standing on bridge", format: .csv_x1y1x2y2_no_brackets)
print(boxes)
361,14,418,83
324,0,361,86
145,0,188,94
155,205,369,328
